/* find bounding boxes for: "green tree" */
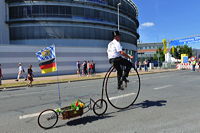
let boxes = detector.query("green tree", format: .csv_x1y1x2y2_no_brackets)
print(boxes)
153,47,165,62
170,45,192,59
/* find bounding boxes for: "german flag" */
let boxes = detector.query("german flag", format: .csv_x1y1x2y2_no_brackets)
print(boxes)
39,58,57,74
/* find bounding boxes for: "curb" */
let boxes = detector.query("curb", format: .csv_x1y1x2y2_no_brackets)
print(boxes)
0,69,178,89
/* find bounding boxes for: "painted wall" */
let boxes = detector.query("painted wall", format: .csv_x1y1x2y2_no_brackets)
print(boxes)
0,45,109,79
0,1,9,44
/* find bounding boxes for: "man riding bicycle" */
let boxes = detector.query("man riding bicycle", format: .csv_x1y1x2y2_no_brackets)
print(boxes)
107,31,134,90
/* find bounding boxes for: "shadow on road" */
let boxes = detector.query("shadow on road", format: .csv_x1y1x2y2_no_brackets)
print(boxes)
112,100,167,114
54,115,113,128
133,100,167,109
33,84,47,87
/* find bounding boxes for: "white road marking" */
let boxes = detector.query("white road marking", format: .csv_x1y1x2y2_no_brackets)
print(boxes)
153,85,172,90
19,109,57,120
109,93,135,100
19,112,41,119
142,75,169,80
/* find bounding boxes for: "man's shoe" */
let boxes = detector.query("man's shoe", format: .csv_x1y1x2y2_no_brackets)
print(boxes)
15,79,18,81
122,78,129,88
117,86,124,90
123,78,129,83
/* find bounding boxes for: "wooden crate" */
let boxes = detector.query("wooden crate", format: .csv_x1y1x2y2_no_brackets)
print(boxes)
61,106,83,120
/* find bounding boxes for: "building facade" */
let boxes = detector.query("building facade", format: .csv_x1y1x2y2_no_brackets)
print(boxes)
137,42,163,60
1,0,139,78
0,0,9,44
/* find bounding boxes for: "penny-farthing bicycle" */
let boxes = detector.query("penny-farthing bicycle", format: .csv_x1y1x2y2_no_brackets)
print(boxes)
102,62,141,109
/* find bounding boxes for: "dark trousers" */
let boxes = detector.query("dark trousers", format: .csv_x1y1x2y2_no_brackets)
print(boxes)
192,65,195,71
109,57,132,86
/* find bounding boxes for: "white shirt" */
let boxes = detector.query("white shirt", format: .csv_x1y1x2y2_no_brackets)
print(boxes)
107,39,122,59
18,66,23,72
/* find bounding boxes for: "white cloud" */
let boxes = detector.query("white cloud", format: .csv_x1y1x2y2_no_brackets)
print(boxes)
141,22,155,27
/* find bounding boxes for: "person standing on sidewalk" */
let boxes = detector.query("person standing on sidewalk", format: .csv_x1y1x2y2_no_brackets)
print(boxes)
0,64,3,85
91,60,96,74
191,58,196,71
76,61,81,76
138,61,142,71
27,64,33,87
16,63,27,81
82,61,87,76
143,59,148,72
87,61,91,76
198,59,200,72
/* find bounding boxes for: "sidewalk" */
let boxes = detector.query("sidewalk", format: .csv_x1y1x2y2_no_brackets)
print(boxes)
0,68,177,89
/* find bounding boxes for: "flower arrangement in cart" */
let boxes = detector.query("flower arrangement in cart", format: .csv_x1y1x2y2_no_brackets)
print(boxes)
55,100,85,113
70,100,85,111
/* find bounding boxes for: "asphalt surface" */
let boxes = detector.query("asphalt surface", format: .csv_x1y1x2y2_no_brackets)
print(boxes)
0,70,200,133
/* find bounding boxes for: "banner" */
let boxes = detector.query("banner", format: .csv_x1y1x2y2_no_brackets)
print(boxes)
162,39,167,54
169,36,200,49
35,45,56,61
35,45,57,74
39,58,57,74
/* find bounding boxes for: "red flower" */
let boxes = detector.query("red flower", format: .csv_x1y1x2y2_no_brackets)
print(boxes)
75,101,79,106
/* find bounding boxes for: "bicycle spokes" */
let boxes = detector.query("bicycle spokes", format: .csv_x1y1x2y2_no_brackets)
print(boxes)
105,67,140,109
38,109,58,129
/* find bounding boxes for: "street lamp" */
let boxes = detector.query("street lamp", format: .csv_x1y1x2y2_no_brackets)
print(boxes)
117,3,121,31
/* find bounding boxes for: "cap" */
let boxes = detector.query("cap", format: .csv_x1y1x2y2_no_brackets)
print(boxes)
112,31,121,37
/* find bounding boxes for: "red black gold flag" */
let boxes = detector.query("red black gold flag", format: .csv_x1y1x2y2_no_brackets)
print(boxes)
39,58,57,74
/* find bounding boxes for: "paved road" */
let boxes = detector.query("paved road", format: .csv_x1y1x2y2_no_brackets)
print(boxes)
0,70,200,133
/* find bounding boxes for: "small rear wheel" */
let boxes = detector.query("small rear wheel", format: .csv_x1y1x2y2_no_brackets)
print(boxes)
93,99,107,116
38,109,58,129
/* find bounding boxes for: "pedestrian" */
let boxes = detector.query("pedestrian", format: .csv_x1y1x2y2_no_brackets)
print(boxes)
138,61,142,70
76,61,81,76
87,61,91,76
27,64,33,87
91,60,96,74
16,63,27,81
0,64,3,85
143,59,148,72
82,61,87,76
89,61,93,75
198,59,200,72
135,61,138,69
191,58,196,71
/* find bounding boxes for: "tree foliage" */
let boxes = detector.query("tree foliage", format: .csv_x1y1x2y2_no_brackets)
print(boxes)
153,47,165,62
170,45,192,59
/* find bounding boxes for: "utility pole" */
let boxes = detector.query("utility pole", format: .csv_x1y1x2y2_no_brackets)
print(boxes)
117,3,121,31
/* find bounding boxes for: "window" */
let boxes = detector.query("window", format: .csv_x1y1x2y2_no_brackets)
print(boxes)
10,25,136,44
9,5,136,31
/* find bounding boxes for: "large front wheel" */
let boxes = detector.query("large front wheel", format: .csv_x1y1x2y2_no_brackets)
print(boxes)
38,109,58,129
105,66,140,109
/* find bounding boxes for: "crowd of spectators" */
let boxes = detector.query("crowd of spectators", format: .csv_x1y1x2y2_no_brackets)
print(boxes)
76,60,96,76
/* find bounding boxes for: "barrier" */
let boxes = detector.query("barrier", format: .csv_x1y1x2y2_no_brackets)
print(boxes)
176,63,199,70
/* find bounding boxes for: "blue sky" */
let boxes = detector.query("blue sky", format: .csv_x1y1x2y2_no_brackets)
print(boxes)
133,0,200,43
